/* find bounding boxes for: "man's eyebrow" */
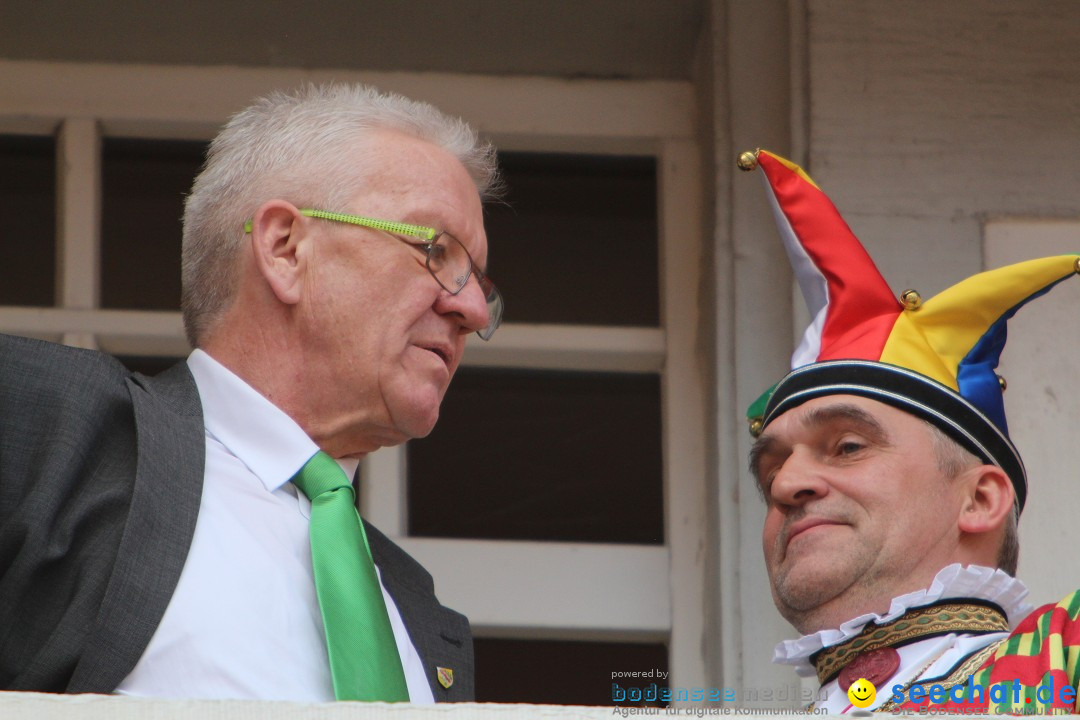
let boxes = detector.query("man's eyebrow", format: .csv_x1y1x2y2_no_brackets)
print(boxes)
799,403,890,444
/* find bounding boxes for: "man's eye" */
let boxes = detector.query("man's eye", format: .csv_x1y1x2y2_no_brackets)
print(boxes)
426,241,448,263
763,475,777,499
404,240,440,264
754,467,776,500
837,440,864,455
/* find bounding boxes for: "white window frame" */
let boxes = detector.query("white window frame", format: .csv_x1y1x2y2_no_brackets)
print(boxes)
0,59,709,689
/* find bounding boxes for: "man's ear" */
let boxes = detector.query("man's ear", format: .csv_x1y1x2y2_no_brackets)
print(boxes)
956,464,1015,535
249,200,307,305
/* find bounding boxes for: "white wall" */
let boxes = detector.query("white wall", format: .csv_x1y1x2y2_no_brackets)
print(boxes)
808,0,1080,295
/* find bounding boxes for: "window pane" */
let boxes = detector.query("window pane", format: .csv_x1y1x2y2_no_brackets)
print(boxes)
486,152,659,326
475,638,667,705
0,135,55,306
101,138,207,310
408,368,663,544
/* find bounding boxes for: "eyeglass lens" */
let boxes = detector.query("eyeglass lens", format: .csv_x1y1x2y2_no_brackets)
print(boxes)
426,233,503,339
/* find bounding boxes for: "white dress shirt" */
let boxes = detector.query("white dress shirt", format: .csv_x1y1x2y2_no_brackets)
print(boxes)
116,350,434,703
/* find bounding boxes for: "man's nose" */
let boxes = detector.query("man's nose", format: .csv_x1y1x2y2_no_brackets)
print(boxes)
769,449,829,507
436,273,490,335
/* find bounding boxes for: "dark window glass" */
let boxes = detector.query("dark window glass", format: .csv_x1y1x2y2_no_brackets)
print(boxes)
486,153,659,327
475,638,668,705
408,368,663,544
0,135,55,306
101,138,207,310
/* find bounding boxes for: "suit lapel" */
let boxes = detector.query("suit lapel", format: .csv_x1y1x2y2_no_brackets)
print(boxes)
365,524,475,702
384,574,474,702
68,362,205,692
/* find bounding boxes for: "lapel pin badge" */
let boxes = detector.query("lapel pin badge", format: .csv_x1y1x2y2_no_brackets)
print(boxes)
437,666,454,689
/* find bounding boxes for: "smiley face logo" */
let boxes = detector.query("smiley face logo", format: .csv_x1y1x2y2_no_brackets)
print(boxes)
847,677,877,708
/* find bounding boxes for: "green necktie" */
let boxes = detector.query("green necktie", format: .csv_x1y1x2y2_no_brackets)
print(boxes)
291,451,410,702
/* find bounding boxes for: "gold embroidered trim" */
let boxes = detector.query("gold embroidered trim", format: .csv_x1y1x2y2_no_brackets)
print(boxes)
812,602,1009,685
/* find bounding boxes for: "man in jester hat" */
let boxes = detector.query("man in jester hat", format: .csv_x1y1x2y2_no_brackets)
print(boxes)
740,149,1080,713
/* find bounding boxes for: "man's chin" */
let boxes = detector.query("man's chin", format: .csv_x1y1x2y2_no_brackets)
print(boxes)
772,565,856,629
391,402,441,440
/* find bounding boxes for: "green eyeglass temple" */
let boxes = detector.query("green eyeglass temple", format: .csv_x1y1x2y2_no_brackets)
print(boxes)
242,209,438,242
242,208,502,340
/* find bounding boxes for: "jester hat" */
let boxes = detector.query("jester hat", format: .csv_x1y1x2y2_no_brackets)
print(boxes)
740,149,1079,512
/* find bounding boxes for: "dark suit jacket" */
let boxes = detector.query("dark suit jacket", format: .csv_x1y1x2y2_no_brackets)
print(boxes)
0,333,473,700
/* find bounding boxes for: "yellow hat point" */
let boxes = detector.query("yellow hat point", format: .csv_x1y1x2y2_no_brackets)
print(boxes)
998,375,1007,391
900,289,922,310
737,150,760,172
1074,256,1080,274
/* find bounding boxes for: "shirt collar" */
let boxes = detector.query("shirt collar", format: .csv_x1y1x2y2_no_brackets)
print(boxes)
773,563,1033,675
187,349,358,492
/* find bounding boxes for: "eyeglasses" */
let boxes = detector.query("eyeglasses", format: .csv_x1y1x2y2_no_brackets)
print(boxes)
244,208,503,340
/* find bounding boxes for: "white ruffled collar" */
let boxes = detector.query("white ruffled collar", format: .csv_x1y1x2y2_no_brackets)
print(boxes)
773,564,1033,676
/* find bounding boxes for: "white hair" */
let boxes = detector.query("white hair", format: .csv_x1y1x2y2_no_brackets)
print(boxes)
181,83,500,346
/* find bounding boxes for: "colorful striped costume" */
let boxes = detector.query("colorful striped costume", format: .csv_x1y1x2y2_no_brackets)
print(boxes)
892,592,1080,713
